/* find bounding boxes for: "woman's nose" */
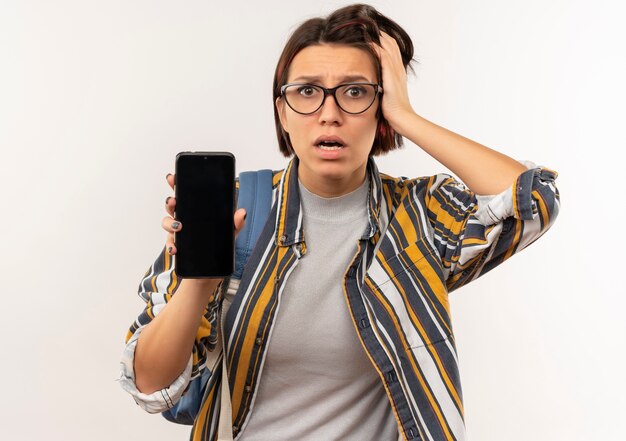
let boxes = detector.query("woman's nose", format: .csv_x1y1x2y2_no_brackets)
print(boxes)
317,93,343,124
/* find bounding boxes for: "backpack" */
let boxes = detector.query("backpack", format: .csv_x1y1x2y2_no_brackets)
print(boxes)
161,169,274,426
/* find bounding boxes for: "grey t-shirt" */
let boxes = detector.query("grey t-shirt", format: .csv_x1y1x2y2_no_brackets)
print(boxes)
238,174,398,440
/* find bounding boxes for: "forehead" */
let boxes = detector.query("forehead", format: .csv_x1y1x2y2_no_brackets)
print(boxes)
288,44,376,84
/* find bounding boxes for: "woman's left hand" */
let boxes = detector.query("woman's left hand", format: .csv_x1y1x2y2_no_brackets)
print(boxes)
369,31,416,137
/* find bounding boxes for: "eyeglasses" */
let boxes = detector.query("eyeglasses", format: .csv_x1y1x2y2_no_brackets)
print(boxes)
279,82,383,115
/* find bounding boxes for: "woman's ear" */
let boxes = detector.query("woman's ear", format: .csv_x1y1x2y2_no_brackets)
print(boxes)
275,96,289,133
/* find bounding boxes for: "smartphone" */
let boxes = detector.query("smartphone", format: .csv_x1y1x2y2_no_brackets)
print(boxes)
174,151,235,278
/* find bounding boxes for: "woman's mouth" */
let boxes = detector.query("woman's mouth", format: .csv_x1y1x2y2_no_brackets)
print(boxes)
316,142,344,151
314,141,346,158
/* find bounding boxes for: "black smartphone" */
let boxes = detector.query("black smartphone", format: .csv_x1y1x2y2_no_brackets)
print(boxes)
174,151,235,278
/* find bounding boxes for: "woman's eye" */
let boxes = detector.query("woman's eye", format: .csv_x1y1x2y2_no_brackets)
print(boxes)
346,87,364,97
298,86,317,96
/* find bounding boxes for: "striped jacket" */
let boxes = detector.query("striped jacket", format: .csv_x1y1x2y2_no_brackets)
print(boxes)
122,155,560,440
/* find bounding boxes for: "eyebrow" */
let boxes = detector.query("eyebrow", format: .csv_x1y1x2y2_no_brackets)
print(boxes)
291,74,373,83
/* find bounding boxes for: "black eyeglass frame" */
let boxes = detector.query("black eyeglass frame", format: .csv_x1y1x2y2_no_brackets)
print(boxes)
279,82,384,115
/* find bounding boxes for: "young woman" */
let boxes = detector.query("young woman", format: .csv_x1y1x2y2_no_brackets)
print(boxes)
119,4,560,441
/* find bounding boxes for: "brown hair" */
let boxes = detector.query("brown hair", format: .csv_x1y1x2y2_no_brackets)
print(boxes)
273,3,418,158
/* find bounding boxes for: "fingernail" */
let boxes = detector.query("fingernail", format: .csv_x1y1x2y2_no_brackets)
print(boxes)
166,173,172,179
243,212,247,221
172,221,180,230
166,196,171,205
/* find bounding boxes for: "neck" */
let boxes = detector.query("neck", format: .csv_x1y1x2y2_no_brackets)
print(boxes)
297,160,368,198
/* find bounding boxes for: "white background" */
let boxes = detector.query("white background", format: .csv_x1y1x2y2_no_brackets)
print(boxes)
1,1,624,440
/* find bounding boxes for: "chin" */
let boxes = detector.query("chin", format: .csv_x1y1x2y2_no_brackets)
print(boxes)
313,162,359,179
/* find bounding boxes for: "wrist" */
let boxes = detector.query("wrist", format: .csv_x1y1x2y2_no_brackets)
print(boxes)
392,110,421,141
182,277,223,287
179,277,224,302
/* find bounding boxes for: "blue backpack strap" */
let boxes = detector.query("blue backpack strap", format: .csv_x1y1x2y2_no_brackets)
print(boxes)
233,169,273,280
161,168,273,425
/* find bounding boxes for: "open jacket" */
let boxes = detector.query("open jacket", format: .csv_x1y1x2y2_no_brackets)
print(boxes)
121,155,560,441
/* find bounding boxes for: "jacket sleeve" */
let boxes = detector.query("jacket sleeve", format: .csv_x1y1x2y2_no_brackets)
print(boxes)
118,244,224,413
422,160,560,292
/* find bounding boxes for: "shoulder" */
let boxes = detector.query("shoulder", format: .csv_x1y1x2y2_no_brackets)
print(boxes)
378,170,463,198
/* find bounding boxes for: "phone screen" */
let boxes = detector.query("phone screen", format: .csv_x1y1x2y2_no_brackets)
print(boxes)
174,152,235,278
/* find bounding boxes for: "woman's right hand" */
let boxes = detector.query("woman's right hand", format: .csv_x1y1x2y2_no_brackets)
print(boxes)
163,173,247,255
